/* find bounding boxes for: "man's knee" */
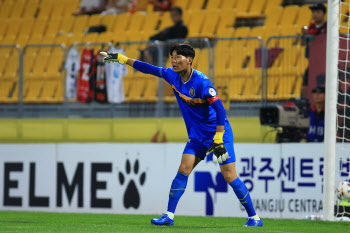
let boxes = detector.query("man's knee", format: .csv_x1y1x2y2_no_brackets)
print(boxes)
221,165,238,183
222,172,237,183
178,164,192,175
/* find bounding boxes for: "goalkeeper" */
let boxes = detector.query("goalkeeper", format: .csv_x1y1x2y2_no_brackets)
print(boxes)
101,43,262,227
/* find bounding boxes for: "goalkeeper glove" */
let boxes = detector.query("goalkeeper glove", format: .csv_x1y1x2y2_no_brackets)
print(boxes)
99,52,129,64
206,131,229,164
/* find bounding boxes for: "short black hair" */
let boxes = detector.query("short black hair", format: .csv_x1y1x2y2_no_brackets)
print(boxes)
170,7,182,16
170,43,195,61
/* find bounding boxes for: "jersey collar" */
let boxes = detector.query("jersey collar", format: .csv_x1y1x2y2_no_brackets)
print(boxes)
181,68,193,85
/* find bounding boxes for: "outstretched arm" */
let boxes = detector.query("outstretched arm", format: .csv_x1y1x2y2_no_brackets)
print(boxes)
100,52,163,77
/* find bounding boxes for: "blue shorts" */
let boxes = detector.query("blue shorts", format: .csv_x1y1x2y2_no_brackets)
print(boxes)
183,126,236,165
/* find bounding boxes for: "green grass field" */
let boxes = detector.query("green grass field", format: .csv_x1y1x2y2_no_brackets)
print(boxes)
0,211,349,233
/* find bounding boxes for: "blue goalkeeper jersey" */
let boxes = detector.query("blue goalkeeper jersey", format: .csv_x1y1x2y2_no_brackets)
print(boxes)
159,67,230,139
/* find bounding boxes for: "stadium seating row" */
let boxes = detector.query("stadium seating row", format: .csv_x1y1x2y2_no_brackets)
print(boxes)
0,0,314,103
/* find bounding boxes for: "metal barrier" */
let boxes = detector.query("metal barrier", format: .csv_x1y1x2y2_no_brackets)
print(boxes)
265,35,309,102
0,35,314,118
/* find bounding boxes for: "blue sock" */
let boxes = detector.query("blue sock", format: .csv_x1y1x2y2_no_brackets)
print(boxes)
229,177,256,217
167,172,188,214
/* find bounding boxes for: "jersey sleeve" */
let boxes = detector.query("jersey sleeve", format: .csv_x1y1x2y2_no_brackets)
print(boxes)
201,79,219,104
159,67,174,85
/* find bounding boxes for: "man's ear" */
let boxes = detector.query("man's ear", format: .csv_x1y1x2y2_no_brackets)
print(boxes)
188,57,193,65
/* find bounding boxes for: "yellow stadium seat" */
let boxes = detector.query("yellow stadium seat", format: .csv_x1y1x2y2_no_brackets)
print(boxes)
264,6,283,27
10,0,26,18
0,19,9,40
3,53,19,79
2,19,22,41
127,77,146,102
22,2,39,18
46,54,64,77
215,48,230,76
279,5,299,27
67,33,84,46
113,13,131,33
83,33,98,43
163,79,176,102
96,32,114,43
19,18,34,36
43,18,59,37
50,3,66,19
59,17,75,34
250,26,265,40
234,27,251,37
232,27,251,47
37,1,54,19
41,34,56,44
0,79,18,103
23,80,44,103
0,56,7,76
235,0,251,13
54,34,69,46
128,12,146,32
23,53,36,75
71,15,89,33
142,12,160,32
183,10,191,25
62,0,80,17
188,0,205,10
0,1,16,19
296,5,312,28
229,76,247,101
276,75,298,100
221,0,236,9
249,0,267,15
266,74,279,100
87,14,102,27
205,0,222,9
196,49,209,75
173,0,190,10
101,14,116,32
216,9,236,35
31,53,49,76
143,76,159,102
187,10,206,37
279,25,299,36
200,9,220,37
264,0,282,13
42,79,64,103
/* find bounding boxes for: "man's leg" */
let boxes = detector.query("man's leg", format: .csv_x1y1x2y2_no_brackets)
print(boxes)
167,154,201,216
151,154,201,225
220,162,262,226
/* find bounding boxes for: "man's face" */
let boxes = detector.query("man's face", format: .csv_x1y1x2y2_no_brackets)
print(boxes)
171,50,192,73
170,10,182,24
312,9,325,24
313,92,325,104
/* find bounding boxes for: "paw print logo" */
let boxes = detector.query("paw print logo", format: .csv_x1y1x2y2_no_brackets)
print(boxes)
119,159,146,209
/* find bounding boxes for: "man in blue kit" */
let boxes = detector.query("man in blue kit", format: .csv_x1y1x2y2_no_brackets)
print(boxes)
101,43,262,227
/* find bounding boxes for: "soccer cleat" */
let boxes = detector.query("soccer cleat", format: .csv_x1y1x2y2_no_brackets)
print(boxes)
151,213,174,226
243,218,263,227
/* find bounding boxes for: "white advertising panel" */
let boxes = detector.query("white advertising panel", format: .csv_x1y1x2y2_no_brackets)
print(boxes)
0,143,331,219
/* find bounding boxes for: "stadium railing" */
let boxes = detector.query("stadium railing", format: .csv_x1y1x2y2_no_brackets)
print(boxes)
0,35,312,118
